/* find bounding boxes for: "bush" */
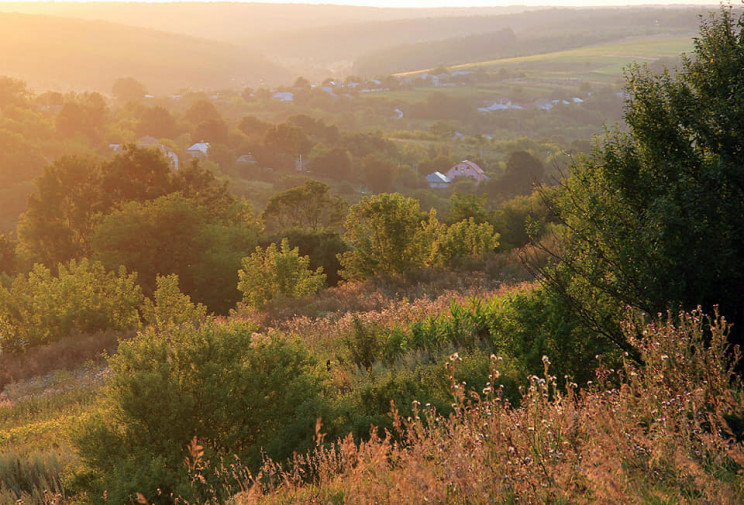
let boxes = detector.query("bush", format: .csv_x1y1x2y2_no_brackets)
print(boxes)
0,259,142,352
238,239,326,310
71,322,326,504
140,274,209,331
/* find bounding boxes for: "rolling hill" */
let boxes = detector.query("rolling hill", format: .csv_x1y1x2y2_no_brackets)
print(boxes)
0,12,292,94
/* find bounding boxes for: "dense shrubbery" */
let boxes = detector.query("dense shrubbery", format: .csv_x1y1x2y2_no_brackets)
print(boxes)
238,239,326,310
235,310,744,505
0,259,142,352
339,193,501,281
71,321,326,504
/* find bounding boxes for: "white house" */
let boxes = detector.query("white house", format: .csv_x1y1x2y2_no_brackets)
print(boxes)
272,92,294,103
187,142,210,159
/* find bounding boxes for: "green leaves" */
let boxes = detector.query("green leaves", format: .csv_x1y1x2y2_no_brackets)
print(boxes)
238,239,326,309
545,6,744,350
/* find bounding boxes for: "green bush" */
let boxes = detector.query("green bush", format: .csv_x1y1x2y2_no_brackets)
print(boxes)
238,239,326,309
71,321,326,504
140,274,209,331
380,285,610,385
0,258,142,352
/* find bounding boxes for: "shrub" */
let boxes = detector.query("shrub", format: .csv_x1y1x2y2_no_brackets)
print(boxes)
238,239,326,309
0,259,142,352
233,309,744,505
434,217,500,264
71,322,326,504
140,274,209,331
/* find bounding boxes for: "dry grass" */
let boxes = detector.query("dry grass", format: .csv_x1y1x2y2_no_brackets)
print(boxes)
219,309,744,505
0,329,131,392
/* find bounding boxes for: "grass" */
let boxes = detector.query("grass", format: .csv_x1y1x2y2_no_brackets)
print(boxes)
391,35,694,89
454,35,695,82
229,309,744,505
0,365,106,503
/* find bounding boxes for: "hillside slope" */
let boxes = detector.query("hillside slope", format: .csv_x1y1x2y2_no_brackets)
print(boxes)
353,7,707,75
0,13,291,93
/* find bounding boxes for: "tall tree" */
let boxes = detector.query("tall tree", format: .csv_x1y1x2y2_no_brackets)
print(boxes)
261,180,346,234
541,7,744,352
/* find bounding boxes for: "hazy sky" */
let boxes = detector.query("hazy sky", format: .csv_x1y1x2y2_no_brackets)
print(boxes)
0,0,723,5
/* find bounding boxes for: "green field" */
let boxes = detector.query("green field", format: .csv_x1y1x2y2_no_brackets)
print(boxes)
397,35,694,86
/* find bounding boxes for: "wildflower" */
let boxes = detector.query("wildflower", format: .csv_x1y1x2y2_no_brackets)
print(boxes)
542,355,551,366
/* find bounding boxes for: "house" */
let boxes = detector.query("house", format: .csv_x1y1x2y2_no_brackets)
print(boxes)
426,171,451,189
272,92,294,103
445,160,488,183
236,153,257,165
187,142,210,159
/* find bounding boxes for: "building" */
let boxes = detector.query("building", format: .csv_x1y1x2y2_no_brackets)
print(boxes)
426,171,451,189
445,160,488,183
187,142,210,159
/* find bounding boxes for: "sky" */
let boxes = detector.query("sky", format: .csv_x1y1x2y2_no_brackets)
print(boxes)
0,0,724,5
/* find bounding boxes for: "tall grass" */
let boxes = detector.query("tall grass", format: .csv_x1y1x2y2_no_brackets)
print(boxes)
219,309,744,504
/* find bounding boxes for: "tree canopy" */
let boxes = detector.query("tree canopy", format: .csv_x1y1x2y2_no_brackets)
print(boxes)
544,7,744,351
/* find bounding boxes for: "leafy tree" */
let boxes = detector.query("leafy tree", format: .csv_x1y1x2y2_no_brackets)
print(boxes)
542,7,744,352
0,233,17,276
71,322,325,504
100,145,173,206
339,193,426,280
193,118,228,144
260,180,346,234
55,92,107,142
362,154,397,193
184,99,221,125
0,128,47,185
136,106,180,139
112,77,147,104
238,115,271,139
263,123,313,158
0,76,28,107
309,145,352,180
170,159,241,221
272,229,348,287
498,151,544,199
445,193,491,225
237,239,326,309
17,155,104,266
434,218,500,265
92,194,259,313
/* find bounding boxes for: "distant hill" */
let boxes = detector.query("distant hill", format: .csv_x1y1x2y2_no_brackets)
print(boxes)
0,2,530,44
352,7,709,76
0,12,292,93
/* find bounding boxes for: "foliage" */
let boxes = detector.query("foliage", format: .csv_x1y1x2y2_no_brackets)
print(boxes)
0,259,142,352
238,239,326,310
269,229,349,287
543,7,744,351
241,310,744,505
16,155,103,266
339,193,427,281
260,180,347,234
432,217,500,265
92,193,259,313
140,274,209,332
497,150,545,199
71,322,325,505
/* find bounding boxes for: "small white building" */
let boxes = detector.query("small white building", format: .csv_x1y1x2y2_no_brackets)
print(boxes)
272,92,294,103
187,142,210,159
